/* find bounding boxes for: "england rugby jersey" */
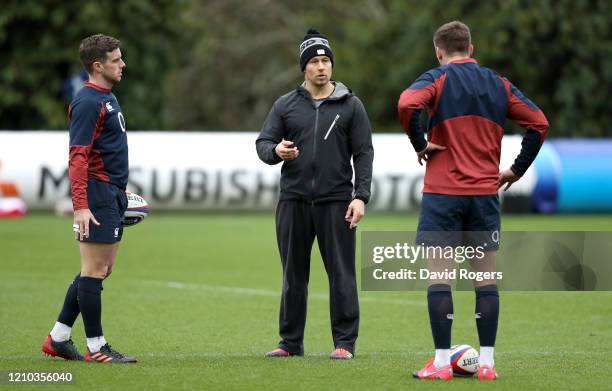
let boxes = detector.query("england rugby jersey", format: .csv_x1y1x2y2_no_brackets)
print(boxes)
398,58,549,195
68,82,128,210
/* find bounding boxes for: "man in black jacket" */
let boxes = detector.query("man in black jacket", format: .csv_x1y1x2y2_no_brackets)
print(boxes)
256,28,374,360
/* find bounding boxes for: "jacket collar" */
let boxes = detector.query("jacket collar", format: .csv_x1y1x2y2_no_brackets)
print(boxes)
297,81,352,101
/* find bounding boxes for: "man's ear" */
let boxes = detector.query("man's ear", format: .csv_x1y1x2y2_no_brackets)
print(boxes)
468,44,474,57
92,61,103,74
435,46,444,62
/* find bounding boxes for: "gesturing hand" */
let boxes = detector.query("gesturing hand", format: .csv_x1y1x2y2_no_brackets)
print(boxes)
275,139,300,161
498,168,520,191
417,142,446,166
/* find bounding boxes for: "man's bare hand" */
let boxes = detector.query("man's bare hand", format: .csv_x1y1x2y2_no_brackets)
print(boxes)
74,208,100,240
417,142,446,166
275,139,300,161
345,199,365,229
498,168,520,191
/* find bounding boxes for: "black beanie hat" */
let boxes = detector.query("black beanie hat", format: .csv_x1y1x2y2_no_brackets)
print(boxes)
299,27,334,71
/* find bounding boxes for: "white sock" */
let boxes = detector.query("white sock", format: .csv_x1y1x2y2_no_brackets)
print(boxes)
434,349,450,368
50,322,71,342
480,346,495,367
86,336,107,353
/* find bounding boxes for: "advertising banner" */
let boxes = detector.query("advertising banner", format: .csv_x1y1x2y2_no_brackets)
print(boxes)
0,131,535,211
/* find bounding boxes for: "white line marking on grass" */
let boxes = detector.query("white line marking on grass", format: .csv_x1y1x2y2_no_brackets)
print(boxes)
142,280,422,306
360,296,422,306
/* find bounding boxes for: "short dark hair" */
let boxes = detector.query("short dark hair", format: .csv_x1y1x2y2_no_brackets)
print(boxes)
433,21,471,55
79,34,121,73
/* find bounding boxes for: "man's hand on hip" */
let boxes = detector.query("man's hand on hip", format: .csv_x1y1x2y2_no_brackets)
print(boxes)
73,208,100,240
345,199,365,229
417,142,446,166
275,139,300,161
498,168,520,191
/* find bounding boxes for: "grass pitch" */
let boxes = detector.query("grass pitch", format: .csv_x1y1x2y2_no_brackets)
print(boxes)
1,213,611,390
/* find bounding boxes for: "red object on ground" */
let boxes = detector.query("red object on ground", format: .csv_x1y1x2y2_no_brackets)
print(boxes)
0,196,27,218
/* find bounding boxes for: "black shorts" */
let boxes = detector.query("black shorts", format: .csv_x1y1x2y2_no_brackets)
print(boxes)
79,179,128,244
416,193,500,250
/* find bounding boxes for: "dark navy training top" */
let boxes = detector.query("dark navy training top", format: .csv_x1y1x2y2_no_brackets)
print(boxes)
398,58,549,195
68,82,128,210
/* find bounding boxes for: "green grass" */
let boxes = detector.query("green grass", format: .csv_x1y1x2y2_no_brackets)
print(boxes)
1,214,612,390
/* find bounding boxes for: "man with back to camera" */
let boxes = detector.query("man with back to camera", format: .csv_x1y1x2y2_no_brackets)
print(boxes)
256,28,374,360
41,34,136,363
398,21,548,380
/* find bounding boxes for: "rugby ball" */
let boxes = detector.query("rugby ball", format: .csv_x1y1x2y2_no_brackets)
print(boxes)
450,344,479,376
123,192,149,227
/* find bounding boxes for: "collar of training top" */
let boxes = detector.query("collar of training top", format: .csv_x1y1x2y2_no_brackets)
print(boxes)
448,58,478,65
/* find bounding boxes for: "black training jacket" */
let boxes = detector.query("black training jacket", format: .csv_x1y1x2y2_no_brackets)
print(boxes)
256,82,374,204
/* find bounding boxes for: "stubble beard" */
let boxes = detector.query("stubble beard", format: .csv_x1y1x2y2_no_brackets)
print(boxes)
103,70,120,86
314,75,328,87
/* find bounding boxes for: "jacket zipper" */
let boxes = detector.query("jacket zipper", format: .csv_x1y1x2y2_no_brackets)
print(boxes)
324,114,340,140
311,106,319,203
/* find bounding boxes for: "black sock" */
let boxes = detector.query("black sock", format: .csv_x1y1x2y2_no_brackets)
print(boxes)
475,284,499,346
427,284,453,349
57,273,81,327
77,277,103,338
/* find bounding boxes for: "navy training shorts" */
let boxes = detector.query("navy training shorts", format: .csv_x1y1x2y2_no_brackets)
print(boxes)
416,193,500,251
78,179,128,244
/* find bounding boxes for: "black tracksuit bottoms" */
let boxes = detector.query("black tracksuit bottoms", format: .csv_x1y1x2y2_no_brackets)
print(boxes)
275,200,359,355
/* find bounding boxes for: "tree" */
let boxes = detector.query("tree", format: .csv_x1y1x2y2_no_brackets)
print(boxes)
2,0,611,136
0,0,184,130
168,0,612,136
